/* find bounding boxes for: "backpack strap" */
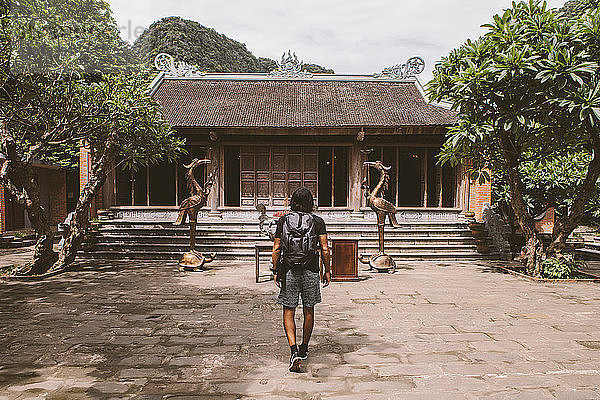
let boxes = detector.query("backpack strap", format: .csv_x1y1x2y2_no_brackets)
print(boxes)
284,212,313,235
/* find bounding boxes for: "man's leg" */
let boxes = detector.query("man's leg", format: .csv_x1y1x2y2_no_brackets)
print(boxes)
299,306,314,359
302,306,315,345
283,306,296,346
283,306,302,372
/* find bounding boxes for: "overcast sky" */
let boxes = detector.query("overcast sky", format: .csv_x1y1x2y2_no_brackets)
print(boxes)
108,0,567,83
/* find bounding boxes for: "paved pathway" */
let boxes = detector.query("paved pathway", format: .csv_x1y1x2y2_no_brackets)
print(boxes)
0,257,599,399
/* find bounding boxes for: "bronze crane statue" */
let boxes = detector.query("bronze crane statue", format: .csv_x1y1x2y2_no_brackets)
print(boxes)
359,160,398,273
174,158,217,271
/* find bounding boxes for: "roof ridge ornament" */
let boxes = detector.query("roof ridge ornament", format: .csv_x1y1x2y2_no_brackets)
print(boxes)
154,53,205,77
269,50,313,79
375,57,425,80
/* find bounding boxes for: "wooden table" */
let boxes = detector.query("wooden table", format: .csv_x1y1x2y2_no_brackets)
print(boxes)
255,243,274,283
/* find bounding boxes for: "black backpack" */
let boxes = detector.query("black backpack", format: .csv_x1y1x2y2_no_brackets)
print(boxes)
281,212,320,272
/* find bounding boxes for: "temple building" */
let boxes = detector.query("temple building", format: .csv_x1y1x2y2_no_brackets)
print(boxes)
86,54,492,223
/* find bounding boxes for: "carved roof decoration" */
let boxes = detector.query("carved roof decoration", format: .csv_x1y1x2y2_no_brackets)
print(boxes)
269,50,313,79
374,57,425,80
154,53,204,77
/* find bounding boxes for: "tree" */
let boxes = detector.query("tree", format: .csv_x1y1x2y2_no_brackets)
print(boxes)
428,1,600,276
258,57,277,73
301,63,335,74
492,151,600,225
0,0,183,275
561,0,599,18
53,74,183,271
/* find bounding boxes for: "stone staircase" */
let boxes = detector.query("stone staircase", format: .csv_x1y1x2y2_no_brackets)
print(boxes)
575,235,600,260
81,213,491,262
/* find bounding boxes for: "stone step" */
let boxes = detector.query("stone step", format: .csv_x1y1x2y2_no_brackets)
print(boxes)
79,250,486,261
90,234,477,246
82,217,489,261
95,220,470,230
584,241,600,250
576,248,600,260
88,242,479,254
93,227,472,238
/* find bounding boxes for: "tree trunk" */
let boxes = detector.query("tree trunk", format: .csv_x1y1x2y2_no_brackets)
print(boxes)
21,165,57,274
0,132,57,275
547,141,600,256
51,138,117,271
499,133,544,276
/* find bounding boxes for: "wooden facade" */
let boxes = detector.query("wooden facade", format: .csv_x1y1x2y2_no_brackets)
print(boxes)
101,128,468,217
88,70,491,221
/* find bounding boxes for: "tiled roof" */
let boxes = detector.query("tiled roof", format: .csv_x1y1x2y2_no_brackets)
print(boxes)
152,77,457,128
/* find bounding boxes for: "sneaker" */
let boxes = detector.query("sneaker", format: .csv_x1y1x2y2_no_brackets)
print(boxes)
289,351,302,372
298,344,308,360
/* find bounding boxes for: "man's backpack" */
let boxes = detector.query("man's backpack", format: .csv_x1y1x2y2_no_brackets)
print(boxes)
281,212,320,272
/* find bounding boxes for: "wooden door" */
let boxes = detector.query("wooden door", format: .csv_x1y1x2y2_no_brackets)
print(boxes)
255,147,271,206
331,239,359,281
239,146,318,207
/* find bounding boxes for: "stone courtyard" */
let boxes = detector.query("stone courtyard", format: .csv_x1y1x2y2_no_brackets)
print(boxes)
0,257,599,399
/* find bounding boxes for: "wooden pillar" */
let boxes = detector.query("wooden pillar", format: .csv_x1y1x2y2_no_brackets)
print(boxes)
208,143,222,218
423,148,428,207
349,143,363,218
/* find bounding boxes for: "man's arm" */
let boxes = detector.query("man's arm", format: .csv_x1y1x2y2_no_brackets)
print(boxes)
319,234,331,287
272,237,282,287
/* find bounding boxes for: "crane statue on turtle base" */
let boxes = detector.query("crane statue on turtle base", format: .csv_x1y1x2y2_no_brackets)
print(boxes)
359,160,400,273
174,158,217,271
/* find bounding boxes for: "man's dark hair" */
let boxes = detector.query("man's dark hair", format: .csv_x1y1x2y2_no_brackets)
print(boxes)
290,187,314,213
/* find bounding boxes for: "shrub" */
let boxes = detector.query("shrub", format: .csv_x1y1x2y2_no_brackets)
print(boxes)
540,254,581,279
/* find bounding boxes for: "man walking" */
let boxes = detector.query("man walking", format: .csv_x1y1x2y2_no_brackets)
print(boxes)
272,187,331,372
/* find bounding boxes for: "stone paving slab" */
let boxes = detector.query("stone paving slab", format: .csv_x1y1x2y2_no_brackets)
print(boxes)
0,257,599,399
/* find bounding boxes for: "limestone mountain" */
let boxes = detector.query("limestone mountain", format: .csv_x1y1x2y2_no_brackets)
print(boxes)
132,17,333,74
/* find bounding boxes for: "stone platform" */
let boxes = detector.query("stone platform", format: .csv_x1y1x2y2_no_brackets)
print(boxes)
1,257,599,399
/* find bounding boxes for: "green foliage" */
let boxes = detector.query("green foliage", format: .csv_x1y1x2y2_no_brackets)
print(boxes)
429,0,600,209
492,150,600,220
0,264,21,277
258,57,277,73
8,0,140,75
428,1,600,273
301,63,335,74
540,254,580,278
76,72,184,170
132,17,334,74
561,0,600,18
1,0,182,171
